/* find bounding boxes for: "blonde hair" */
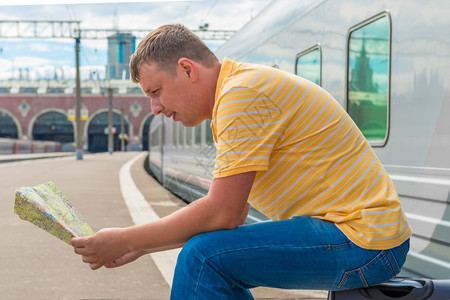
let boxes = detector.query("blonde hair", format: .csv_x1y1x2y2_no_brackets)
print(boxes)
130,24,218,83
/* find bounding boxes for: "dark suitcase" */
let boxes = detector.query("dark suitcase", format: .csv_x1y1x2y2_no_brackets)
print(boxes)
328,277,450,299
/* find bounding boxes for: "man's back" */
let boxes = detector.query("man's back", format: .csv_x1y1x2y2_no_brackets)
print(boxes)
212,58,411,250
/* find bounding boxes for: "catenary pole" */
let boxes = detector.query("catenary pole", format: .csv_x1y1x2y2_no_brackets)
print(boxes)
74,37,83,160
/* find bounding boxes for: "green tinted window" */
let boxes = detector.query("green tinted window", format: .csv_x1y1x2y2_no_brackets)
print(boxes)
347,14,390,145
295,46,321,85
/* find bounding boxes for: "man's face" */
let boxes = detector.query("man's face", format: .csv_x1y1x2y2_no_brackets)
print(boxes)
139,61,206,127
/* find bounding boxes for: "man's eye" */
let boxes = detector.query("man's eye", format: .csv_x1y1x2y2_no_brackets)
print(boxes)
152,89,160,96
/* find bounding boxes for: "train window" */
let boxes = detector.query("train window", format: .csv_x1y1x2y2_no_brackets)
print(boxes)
178,124,184,148
295,45,321,86
150,115,161,147
205,119,214,146
186,127,192,148
347,12,391,146
172,121,178,147
195,124,202,146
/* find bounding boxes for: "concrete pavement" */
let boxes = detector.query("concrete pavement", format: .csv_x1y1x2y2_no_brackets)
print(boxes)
0,152,328,300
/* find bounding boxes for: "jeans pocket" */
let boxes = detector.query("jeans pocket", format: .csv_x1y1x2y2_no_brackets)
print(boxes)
337,249,400,290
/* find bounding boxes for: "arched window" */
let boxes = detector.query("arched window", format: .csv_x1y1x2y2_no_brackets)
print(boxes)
0,111,18,138
87,111,129,152
33,111,73,143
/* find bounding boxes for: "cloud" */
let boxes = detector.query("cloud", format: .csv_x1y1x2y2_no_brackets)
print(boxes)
0,0,271,80
0,58,13,79
0,1,269,30
9,56,51,68
0,0,195,5
28,42,52,52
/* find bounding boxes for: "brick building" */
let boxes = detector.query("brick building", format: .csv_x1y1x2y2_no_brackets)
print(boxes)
0,79,152,152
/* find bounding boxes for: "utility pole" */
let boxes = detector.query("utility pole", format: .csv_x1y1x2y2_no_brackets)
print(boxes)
107,88,113,154
74,36,83,160
120,106,125,152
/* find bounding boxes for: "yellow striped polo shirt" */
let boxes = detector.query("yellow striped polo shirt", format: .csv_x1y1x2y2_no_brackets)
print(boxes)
211,58,411,250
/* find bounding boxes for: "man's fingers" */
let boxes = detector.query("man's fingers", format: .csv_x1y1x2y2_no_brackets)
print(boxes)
104,260,120,268
71,237,91,256
70,236,86,248
89,262,103,270
70,233,104,270
80,254,103,269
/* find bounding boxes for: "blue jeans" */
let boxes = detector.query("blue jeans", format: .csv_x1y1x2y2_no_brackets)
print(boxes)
170,216,409,300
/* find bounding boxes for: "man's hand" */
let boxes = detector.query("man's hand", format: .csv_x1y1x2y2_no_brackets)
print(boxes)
71,227,129,270
103,250,147,268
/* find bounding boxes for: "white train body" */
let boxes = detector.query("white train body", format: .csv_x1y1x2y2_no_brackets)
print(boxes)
148,0,450,278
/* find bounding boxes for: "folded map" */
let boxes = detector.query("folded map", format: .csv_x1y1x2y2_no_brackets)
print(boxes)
14,181,94,245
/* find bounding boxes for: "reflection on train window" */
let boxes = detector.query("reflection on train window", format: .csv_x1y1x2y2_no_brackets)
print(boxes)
295,45,321,86
195,124,202,146
347,13,390,146
205,119,214,146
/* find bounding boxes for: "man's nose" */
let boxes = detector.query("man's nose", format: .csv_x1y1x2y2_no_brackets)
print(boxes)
150,98,164,115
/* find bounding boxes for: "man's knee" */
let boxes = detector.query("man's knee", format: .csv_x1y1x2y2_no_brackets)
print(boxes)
177,233,212,266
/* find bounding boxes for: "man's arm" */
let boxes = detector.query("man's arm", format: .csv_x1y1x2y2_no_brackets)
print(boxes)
71,171,256,270
104,200,248,269
239,202,250,225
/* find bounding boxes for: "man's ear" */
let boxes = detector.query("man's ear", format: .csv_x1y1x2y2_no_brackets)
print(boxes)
178,58,198,82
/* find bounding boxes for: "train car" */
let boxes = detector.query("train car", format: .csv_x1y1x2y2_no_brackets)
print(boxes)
0,138,61,154
147,0,450,279
0,138,15,154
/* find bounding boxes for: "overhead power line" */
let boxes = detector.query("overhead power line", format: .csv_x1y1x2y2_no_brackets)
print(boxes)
0,20,236,40
0,20,81,39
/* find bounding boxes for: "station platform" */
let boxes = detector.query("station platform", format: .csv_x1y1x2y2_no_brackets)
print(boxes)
0,152,76,163
0,152,328,300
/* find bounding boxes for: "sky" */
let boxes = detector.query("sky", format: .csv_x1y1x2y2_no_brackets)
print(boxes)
0,0,272,80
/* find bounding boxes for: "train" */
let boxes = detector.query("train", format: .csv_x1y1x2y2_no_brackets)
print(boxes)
147,0,450,279
0,137,61,154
